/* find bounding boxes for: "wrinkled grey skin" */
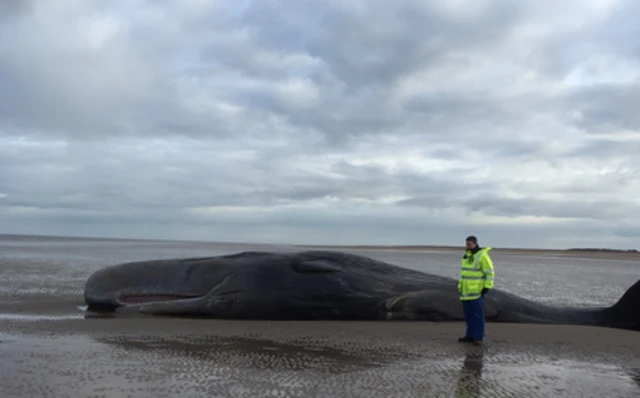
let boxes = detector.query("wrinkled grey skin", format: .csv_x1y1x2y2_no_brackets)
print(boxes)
84,251,640,331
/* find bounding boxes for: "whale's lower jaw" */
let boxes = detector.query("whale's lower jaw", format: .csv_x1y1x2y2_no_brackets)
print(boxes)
118,293,204,305
85,293,205,312
86,302,120,312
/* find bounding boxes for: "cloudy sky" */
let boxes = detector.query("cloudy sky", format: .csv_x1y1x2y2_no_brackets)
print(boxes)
1,0,639,249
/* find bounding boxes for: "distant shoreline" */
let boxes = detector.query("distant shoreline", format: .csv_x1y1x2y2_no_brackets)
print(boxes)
296,244,640,261
1,233,639,261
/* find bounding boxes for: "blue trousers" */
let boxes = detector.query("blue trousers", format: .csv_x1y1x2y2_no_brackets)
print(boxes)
462,297,484,340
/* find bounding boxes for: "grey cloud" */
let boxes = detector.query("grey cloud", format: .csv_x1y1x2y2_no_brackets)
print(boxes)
611,225,640,239
0,1,242,140
210,0,533,142
565,84,640,133
562,138,640,165
579,0,640,61
527,1,640,80
398,184,640,223
1,0,640,249
0,0,32,21
240,0,527,88
462,196,631,221
0,0,616,146
0,135,472,222
400,92,531,145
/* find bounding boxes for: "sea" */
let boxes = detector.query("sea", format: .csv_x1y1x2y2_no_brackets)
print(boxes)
1,233,638,311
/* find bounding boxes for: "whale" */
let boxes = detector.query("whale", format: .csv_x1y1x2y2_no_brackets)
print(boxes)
83,250,640,331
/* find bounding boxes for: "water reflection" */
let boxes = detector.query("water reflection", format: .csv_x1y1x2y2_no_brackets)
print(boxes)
0,313,84,321
454,346,485,397
629,368,640,389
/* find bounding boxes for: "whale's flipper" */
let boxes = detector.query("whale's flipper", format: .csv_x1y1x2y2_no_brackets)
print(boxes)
606,279,640,331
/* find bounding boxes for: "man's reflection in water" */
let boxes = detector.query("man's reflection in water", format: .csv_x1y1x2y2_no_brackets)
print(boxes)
629,368,640,390
454,346,485,398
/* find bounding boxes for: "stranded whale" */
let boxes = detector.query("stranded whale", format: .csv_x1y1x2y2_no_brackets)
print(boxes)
84,250,640,331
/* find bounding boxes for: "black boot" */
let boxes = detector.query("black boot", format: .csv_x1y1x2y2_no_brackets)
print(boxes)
458,336,473,342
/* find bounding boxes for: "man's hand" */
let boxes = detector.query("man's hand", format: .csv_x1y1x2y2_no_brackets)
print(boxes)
481,288,489,296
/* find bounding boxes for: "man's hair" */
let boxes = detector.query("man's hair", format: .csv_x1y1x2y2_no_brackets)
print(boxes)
466,235,477,244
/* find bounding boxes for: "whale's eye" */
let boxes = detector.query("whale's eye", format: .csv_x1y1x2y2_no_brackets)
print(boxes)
291,259,343,273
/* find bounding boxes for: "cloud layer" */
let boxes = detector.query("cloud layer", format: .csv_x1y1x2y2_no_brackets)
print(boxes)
1,0,639,249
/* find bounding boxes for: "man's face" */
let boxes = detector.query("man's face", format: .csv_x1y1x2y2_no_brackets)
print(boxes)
465,240,476,250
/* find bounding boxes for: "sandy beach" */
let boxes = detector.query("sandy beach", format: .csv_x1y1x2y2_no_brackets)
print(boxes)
2,307,640,397
1,235,640,397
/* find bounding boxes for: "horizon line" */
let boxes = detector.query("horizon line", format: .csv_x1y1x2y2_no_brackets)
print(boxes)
1,232,637,253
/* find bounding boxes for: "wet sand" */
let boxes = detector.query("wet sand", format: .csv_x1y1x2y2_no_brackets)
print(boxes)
2,297,640,397
2,235,640,397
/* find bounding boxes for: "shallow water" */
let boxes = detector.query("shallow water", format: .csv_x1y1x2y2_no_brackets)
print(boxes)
0,313,85,321
1,234,638,308
1,234,639,397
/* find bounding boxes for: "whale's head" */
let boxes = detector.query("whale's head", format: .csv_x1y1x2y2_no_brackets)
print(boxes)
84,252,291,313
83,251,367,316
83,250,422,319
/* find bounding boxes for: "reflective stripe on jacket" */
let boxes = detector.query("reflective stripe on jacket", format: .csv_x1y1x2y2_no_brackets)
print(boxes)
458,247,495,301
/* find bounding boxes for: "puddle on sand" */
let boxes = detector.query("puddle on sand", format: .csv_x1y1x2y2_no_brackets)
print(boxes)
0,313,85,321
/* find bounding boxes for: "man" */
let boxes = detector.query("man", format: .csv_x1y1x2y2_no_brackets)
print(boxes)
458,235,495,345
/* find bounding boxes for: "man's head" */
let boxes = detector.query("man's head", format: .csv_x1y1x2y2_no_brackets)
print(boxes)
465,235,478,250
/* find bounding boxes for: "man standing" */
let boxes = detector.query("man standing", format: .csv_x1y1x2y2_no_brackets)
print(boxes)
458,235,495,344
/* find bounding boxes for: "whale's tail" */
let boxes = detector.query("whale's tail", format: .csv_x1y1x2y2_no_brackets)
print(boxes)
605,278,640,331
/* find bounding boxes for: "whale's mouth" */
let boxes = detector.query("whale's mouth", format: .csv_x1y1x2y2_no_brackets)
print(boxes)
118,293,205,305
85,293,206,313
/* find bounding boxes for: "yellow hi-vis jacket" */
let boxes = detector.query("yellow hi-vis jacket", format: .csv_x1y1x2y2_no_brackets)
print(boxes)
458,247,495,301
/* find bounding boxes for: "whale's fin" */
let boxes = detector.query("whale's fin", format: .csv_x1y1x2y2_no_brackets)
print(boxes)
606,278,640,331
291,260,343,273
